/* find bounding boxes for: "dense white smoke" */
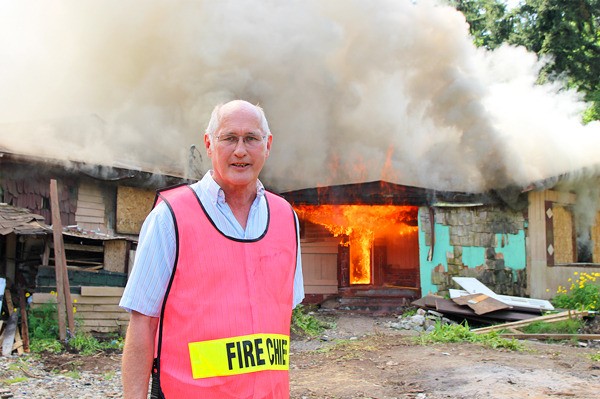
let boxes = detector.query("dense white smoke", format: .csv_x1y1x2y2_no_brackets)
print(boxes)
0,0,599,193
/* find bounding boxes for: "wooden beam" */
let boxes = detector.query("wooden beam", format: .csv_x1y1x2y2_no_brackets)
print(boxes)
49,242,104,253
19,289,30,353
500,333,600,341
472,310,589,334
50,179,76,339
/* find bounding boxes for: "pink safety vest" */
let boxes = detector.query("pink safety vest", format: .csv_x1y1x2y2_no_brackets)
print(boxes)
153,184,297,399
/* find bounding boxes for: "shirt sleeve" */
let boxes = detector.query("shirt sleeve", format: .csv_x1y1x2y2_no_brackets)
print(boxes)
119,202,176,317
292,211,305,308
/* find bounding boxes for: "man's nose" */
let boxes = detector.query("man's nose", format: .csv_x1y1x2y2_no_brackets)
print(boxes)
233,137,248,153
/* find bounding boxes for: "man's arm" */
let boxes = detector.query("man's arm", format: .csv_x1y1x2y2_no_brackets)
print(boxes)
122,311,159,399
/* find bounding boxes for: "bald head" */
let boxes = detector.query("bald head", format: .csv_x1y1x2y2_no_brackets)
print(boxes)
205,100,271,143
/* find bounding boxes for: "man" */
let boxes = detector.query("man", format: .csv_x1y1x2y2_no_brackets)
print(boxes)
120,100,304,399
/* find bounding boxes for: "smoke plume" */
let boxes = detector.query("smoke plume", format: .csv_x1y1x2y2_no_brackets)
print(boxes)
1,0,599,193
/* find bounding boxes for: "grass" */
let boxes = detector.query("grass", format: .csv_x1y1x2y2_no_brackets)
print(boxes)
590,353,600,362
1,377,28,385
416,321,524,351
64,370,81,379
519,319,583,335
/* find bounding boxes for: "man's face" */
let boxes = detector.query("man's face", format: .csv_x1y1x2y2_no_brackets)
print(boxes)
205,103,272,194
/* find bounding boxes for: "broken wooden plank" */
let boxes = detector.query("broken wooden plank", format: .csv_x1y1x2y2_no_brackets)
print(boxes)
412,294,443,309
4,289,24,355
80,286,125,297
2,313,17,356
19,289,29,353
451,293,511,315
472,310,589,334
433,297,537,323
499,333,600,341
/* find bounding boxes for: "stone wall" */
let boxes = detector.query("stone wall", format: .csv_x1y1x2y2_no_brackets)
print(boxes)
420,206,527,297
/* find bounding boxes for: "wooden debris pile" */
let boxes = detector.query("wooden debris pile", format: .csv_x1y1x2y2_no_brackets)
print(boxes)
413,277,600,341
413,277,554,324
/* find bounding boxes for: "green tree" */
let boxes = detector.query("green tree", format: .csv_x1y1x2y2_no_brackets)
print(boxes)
448,0,513,49
450,0,600,122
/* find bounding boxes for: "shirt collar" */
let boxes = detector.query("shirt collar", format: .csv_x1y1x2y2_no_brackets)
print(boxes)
203,170,265,205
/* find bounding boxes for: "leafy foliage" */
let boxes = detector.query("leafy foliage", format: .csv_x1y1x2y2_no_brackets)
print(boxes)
448,0,600,121
551,272,600,311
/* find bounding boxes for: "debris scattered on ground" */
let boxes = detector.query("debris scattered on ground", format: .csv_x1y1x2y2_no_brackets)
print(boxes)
386,308,456,333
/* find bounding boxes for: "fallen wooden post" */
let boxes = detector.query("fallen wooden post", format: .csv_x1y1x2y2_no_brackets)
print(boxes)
19,289,30,353
472,310,589,334
499,333,600,341
49,179,76,339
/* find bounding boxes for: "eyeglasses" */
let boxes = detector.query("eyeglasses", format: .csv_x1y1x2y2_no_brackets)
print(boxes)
215,133,266,148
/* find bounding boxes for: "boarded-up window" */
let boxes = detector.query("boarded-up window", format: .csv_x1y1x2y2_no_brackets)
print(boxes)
553,205,575,264
116,186,155,235
593,211,600,264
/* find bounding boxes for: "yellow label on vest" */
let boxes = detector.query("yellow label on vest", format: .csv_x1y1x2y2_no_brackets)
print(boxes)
188,333,290,379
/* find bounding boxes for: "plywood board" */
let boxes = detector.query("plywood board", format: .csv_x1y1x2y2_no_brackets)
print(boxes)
116,186,155,234
552,205,575,264
81,286,125,296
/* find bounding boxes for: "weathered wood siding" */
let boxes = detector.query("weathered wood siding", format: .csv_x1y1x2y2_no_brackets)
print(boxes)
32,286,129,334
75,183,107,233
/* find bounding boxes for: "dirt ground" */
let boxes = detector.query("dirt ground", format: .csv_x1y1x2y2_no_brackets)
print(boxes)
289,313,600,399
35,313,600,399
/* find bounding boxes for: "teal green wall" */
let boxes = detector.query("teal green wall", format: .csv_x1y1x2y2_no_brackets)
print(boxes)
462,247,485,268
418,209,527,294
418,220,451,295
495,231,526,270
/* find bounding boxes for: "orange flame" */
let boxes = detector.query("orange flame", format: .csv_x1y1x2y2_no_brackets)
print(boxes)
294,205,418,284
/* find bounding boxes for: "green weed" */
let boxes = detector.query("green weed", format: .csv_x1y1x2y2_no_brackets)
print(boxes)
416,321,524,351
1,377,28,385
291,305,334,337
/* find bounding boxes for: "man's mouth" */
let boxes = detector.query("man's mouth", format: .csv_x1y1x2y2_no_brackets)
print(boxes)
231,163,250,168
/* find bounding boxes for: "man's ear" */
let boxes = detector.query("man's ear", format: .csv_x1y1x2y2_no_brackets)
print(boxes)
265,134,273,157
204,133,212,156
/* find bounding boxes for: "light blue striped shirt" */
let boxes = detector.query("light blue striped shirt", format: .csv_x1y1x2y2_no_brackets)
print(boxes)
119,171,304,317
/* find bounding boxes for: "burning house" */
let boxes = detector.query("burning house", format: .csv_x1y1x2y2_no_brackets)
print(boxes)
1,0,600,321
282,175,600,312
